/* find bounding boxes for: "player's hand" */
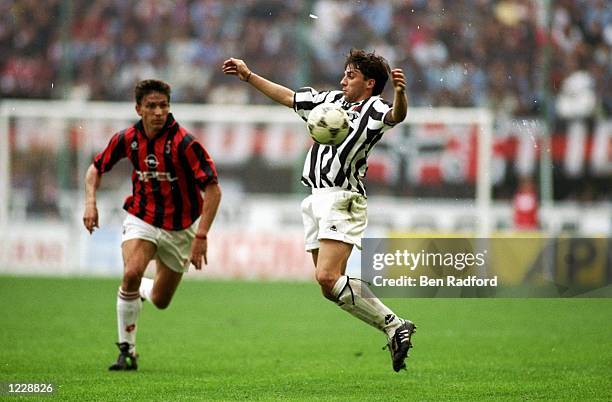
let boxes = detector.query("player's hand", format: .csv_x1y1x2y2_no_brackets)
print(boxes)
222,58,252,82
390,68,406,93
83,203,99,234
190,237,208,270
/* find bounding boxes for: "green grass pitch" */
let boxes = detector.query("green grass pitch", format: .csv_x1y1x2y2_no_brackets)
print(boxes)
0,276,610,401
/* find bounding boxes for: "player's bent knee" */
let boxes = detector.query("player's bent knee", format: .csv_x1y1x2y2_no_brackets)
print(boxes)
150,291,172,309
315,270,335,289
151,297,171,310
315,271,339,301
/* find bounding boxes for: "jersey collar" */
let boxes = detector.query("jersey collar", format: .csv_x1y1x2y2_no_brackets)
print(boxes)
342,97,368,111
135,113,177,140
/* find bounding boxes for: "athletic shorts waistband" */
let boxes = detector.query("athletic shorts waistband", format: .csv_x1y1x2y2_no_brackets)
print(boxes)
311,187,346,194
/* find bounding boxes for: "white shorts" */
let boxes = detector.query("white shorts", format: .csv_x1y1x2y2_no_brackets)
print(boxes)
300,187,367,251
121,213,197,273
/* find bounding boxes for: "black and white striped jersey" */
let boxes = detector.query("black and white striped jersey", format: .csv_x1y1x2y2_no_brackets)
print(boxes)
294,87,397,196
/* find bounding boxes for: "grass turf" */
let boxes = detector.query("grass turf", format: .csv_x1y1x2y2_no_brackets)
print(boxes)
0,276,610,401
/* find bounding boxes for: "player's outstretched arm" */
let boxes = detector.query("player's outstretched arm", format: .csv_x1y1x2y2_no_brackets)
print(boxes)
385,68,408,125
190,182,222,270
83,164,101,234
222,57,295,108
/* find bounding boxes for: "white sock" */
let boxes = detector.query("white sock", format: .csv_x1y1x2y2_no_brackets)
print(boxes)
332,275,403,339
139,278,154,302
117,288,142,354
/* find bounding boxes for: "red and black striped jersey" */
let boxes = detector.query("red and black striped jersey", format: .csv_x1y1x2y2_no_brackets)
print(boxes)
93,113,218,230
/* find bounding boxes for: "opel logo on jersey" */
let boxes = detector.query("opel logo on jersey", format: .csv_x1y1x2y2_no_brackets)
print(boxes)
136,171,178,182
145,154,159,169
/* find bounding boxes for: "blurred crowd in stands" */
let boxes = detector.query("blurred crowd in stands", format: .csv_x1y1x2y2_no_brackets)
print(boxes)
1,0,610,119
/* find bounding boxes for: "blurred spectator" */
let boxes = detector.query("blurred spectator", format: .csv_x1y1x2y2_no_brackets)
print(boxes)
512,176,539,231
556,61,597,119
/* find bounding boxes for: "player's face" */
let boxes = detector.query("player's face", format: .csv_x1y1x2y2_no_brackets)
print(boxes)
340,65,374,102
136,91,170,137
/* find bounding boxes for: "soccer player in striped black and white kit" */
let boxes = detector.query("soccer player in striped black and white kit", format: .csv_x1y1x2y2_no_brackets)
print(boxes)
223,49,416,372
83,79,221,370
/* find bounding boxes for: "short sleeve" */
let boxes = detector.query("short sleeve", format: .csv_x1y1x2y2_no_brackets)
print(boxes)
185,140,218,190
93,131,127,173
373,98,396,132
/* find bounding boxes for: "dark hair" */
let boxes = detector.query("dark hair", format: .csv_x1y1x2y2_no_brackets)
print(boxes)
344,49,390,96
134,79,171,105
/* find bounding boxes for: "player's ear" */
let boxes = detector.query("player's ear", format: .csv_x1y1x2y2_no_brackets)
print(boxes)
366,78,375,91
135,103,142,117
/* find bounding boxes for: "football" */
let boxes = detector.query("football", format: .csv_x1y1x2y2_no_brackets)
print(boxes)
306,103,350,145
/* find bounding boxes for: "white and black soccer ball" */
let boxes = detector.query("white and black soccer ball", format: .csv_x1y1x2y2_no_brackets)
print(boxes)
306,103,350,145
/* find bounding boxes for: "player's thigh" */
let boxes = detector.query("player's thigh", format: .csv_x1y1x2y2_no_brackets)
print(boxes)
122,239,157,273
316,239,353,278
310,249,319,267
152,257,183,305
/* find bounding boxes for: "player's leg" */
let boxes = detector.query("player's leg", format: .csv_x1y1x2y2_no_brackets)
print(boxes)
313,239,351,299
311,190,416,371
147,257,183,309
315,239,401,334
121,238,156,292
311,190,405,335
110,238,156,371
140,227,190,309
316,239,416,371
310,249,318,267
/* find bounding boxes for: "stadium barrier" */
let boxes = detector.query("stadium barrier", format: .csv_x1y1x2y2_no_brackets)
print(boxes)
0,197,610,278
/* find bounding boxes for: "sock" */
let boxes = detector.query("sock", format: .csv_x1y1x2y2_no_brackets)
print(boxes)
117,287,142,355
332,275,403,339
139,277,154,302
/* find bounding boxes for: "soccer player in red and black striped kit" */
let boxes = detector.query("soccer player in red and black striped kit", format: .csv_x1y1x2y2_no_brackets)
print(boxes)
82,79,221,371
